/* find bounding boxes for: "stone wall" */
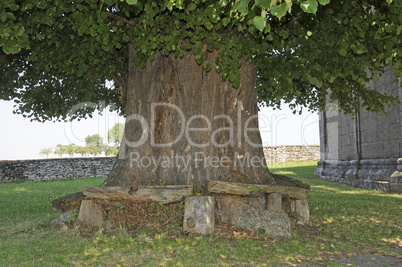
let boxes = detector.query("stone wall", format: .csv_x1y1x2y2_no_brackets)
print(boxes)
315,66,402,193
263,145,320,163
0,145,320,183
0,157,115,183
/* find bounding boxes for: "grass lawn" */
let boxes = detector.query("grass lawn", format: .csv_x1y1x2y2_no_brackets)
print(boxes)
0,161,401,266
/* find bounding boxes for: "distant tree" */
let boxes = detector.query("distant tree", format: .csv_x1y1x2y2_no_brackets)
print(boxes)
85,134,104,148
65,144,77,157
107,123,124,147
39,148,52,158
104,146,119,157
85,134,104,156
87,145,102,157
75,146,88,157
54,144,67,158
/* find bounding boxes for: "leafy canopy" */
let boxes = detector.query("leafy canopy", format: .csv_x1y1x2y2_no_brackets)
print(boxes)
0,0,400,121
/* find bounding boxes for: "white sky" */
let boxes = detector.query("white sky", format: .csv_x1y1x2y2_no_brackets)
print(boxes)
0,99,319,160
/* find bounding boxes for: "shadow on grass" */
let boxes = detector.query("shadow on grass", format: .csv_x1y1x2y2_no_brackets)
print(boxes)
269,163,402,253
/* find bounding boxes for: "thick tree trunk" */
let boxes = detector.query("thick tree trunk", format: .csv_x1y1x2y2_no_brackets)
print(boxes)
103,47,274,193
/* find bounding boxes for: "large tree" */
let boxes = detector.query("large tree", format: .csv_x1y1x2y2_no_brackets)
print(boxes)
1,0,400,192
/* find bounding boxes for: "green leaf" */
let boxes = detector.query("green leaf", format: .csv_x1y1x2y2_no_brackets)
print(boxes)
209,13,220,24
176,0,184,9
300,0,318,14
255,0,270,9
308,75,322,88
2,40,21,54
229,71,238,82
195,54,203,65
328,75,337,83
36,1,47,9
237,0,250,16
232,79,240,88
167,2,174,11
89,28,96,37
187,3,197,11
122,35,130,42
6,12,15,20
204,21,213,31
222,18,230,27
267,34,274,41
253,16,266,32
0,12,7,22
338,48,347,56
271,2,288,19
352,43,368,54
204,60,212,71
126,0,138,5
318,0,330,5
285,0,293,13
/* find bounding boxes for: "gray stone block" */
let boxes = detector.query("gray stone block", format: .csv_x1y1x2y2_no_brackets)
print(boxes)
267,193,282,211
76,200,104,227
215,195,292,238
183,196,214,235
291,199,310,223
236,208,292,238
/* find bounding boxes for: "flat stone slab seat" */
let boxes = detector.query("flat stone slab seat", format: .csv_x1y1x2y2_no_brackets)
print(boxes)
208,174,311,200
50,185,194,212
82,185,193,203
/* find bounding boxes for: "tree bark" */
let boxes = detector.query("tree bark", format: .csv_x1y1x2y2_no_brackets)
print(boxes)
103,47,275,193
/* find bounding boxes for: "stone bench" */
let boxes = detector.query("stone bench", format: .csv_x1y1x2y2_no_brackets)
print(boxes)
52,177,310,237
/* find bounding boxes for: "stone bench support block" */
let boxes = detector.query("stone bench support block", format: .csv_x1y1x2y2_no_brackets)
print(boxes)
267,193,282,211
76,200,104,227
183,196,214,234
291,199,310,223
215,195,292,238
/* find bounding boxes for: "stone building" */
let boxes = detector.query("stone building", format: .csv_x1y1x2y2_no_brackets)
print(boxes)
315,67,402,193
